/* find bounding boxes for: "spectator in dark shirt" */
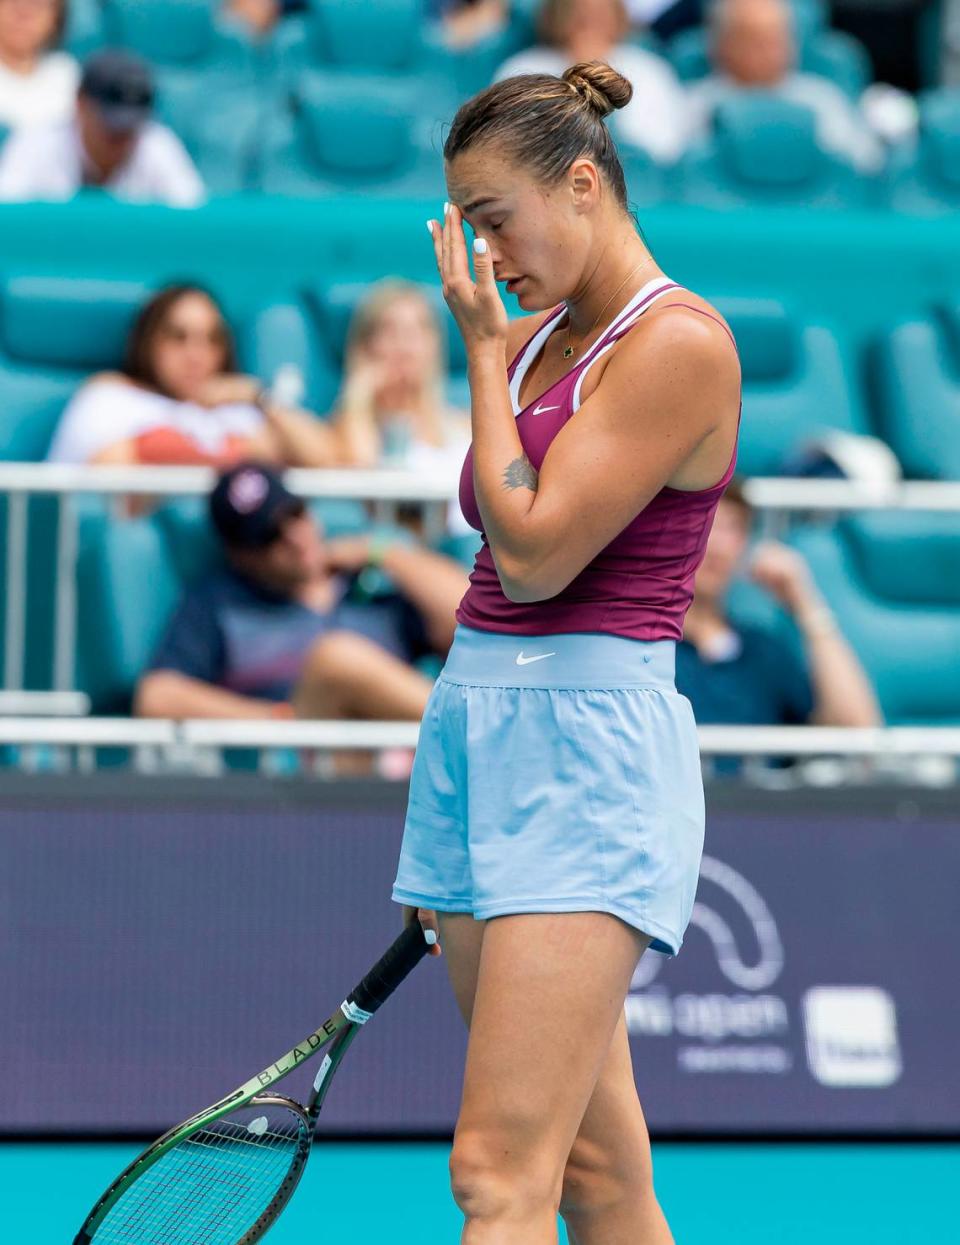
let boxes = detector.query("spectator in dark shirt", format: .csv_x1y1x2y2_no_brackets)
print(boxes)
677,479,882,727
135,462,469,722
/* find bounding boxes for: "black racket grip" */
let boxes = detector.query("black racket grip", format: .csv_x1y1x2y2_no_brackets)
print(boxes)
346,922,432,1017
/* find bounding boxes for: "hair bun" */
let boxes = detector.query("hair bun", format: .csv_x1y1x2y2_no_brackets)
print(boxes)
562,60,633,117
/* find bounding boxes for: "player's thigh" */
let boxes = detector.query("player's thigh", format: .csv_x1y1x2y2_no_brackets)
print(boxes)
454,912,649,1180
437,911,485,1027
561,1011,656,1212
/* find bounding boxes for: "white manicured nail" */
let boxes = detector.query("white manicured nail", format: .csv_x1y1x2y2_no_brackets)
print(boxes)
426,220,433,235
473,238,487,254
424,929,438,944
443,201,450,216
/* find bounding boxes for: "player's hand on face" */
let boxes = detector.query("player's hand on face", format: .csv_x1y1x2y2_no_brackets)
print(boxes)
402,904,442,956
428,203,508,353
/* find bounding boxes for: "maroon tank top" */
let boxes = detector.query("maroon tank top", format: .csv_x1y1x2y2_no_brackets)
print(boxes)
455,276,740,642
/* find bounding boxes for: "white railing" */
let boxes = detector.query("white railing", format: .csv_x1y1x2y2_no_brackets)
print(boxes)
1,720,959,785
2,464,960,696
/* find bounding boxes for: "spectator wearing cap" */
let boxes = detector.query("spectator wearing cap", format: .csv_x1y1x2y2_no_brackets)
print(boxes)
0,0,78,130
134,462,469,725
685,0,884,174
0,47,204,205
494,0,688,164
676,480,882,732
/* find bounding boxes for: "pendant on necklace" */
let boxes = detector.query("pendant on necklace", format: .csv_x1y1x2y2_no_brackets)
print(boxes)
563,345,574,359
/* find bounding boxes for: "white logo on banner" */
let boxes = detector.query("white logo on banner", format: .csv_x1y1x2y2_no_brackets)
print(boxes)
626,854,791,1074
803,986,902,1088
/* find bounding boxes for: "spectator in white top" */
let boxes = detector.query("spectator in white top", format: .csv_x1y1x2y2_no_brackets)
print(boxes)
494,0,688,164
686,0,884,173
0,47,205,205
0,0,78,130
47,283,342,470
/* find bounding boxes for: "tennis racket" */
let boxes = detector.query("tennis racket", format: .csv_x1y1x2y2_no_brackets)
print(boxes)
73,921,434,1244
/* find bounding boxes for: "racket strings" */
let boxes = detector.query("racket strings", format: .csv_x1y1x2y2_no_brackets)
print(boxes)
92,1108,307,1244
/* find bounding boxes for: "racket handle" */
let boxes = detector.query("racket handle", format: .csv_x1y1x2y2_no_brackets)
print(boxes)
346,922,432,1018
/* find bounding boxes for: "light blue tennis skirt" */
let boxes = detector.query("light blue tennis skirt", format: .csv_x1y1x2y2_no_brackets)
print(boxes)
391,624,705,955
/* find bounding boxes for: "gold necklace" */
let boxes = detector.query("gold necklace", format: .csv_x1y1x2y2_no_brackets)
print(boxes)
562,258,654,360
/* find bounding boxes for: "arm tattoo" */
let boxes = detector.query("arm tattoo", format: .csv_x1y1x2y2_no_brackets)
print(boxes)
501,454,539,493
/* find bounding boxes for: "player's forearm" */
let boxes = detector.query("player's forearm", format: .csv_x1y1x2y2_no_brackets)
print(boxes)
467,347,553,595
380,544,469,652
799,607,884,727
134,671,285,720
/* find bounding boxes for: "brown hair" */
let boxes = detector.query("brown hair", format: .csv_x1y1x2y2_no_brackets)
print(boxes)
537,0,629,48
443,60,634,210
123,284,237,396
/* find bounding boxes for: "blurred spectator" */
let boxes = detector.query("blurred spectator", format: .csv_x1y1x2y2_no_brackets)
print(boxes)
331,280,473,534
685,0,885,173
429,0,509,51
47,284,341,469
494,0,688,163
221,0,308,40
677,480,882,727
0,48,205,205
0,0,78,129
135,462,468,723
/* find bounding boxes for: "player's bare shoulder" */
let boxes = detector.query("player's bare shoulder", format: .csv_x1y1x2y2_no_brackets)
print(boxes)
644,290,740,387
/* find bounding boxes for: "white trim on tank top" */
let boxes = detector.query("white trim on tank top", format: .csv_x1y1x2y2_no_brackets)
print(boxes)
571,279,680,413
508,276,678,417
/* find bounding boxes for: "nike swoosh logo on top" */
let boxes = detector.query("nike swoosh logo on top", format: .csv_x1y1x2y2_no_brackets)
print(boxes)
516,651,557,665
531,403,559,416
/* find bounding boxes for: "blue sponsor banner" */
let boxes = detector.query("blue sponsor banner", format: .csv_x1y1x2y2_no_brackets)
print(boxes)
1,779,957,1134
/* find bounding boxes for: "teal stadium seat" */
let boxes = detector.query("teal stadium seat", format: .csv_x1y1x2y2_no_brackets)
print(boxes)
61,0,105,57
237,301,339,414
616,146,668,207
788,523,960,724
678,95,870,209
874,303,960,479
0,275,151,460
256,73,445,198
101,0,256,74
308,0,427,72
75,511,181,711
154,71,263,193
710,297,865,476
0,276,152,689
884,91,960,216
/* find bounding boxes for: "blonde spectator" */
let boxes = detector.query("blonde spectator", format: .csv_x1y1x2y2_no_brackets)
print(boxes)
0,0,78,130
330,280,472,531
47,284,341,469
494,0,688,163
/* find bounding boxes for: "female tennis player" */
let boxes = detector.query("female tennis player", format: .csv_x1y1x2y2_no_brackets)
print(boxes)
392,61,741,1243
